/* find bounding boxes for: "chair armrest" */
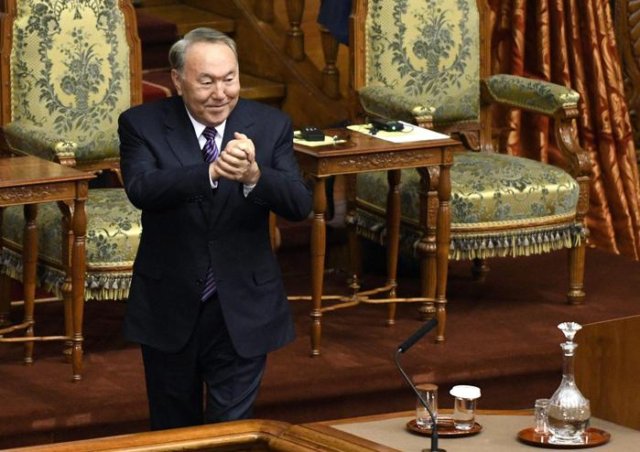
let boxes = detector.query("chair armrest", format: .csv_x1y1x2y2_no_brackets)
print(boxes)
358,86,435,128
481,74,580,119
2,120,78,166
482,74,590,181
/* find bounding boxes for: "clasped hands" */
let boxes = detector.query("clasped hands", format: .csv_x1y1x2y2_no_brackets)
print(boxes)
209,132,260,185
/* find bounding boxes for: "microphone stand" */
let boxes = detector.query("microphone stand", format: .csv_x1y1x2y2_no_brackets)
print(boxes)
394,318,445,452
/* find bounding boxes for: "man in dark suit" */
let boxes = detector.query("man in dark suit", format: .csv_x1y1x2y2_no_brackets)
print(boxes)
118,27,312,430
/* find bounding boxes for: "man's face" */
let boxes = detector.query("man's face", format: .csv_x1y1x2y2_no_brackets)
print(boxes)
171,41,240,127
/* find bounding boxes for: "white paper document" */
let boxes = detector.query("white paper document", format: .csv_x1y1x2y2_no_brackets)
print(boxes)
347,121,450,143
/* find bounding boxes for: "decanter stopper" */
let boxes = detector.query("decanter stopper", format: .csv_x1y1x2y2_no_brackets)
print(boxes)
558,321,581,342
547,322,591,444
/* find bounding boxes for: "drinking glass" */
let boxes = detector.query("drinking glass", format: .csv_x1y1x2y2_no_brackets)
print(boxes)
450,385,481,431
534,398,550,435
415,383,438,429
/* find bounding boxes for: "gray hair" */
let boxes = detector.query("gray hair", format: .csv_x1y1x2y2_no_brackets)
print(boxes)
169,27,238,73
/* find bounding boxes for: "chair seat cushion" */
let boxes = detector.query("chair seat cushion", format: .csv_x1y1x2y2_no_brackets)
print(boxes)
354,152,585,259
1,188,141,301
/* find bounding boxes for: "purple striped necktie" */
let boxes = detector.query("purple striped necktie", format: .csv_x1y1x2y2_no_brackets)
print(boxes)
202,127,220,163
201,126,218,301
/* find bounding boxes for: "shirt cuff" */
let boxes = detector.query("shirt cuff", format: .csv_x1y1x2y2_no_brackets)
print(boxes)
243,183,256,197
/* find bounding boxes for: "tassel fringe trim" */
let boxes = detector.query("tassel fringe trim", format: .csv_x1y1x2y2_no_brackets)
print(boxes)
0,248,131,301
347,213,587,260
446,224,586,260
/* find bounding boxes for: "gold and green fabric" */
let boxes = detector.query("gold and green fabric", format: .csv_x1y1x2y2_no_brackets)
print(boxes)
350,0,589,285
0,0,141,300
358,0,480,129
355,152,585,260
1,190,141,301
4,0,130,164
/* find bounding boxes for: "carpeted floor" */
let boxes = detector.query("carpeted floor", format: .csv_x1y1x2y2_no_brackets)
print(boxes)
1,244,639,449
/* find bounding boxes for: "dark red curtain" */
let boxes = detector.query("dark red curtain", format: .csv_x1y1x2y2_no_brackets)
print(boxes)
489,0,640,259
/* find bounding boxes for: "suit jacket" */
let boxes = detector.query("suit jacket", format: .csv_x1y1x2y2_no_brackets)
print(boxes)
118,96,312,357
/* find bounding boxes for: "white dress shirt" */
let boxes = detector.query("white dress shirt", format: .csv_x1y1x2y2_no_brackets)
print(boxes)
184,108,255,196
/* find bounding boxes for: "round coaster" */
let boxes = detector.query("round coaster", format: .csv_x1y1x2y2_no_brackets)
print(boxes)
406,418,482,438
517,427,611,449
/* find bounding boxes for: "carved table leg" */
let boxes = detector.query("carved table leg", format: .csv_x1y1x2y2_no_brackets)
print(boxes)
417,167,438,322
70,183,88,381
310,177,327,356
435,163,451,342
385,169,401,325
22,204,38,364
58,201,73,361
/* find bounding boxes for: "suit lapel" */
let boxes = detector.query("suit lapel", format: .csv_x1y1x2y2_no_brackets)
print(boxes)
164,97,202,167
162,97,211,225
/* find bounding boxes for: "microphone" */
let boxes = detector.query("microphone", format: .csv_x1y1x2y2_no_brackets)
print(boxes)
398,317,439,353
394,318,445,452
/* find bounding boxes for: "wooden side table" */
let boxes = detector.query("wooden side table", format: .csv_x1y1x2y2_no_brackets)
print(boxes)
0,154,94,381
291,128,459,355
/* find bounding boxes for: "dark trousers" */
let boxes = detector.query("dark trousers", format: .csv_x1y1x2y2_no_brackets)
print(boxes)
141,296,267,430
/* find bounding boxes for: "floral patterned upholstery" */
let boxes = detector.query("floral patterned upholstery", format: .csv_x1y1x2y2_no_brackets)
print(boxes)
350,0,589,283
3,0,130,164
354,152,585,260
483,74,581,116
358,0,479,128
1,189,141,301
0,0,141,300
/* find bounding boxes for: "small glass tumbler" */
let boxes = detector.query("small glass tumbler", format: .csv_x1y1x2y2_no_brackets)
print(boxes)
450,385,481,431
534,398,550,435
415,383,438,429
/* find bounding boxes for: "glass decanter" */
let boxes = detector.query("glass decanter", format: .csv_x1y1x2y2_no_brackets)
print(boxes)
546,322,591,444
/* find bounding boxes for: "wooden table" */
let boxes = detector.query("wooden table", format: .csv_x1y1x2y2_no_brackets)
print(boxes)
0,153,94,381
307,409,640,451
292,128,459,355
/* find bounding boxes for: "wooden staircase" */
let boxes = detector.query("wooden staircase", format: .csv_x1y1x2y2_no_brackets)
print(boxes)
133,0,349,129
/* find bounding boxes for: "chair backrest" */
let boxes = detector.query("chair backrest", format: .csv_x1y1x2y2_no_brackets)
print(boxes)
350,0,492,145
0,0,142,168
574,315,640,430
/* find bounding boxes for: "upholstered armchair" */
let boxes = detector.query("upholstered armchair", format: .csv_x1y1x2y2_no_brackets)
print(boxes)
0,1,142,313
348,0,591,341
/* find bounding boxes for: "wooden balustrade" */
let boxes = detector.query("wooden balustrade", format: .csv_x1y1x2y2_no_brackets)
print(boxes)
275,0,346,98
233,0,348,126
320,25,340,99
285,0,305,61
